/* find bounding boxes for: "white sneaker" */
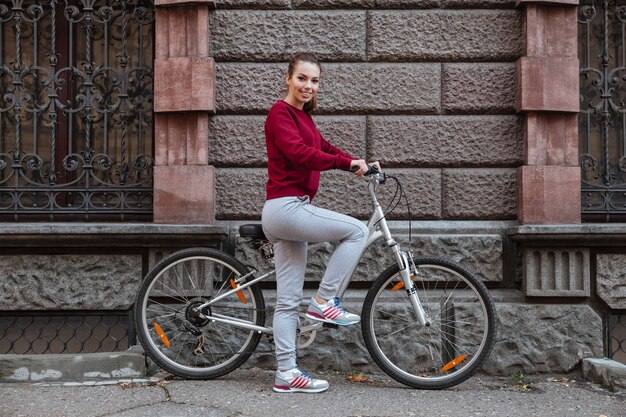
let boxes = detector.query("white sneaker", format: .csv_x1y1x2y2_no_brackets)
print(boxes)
305,296,360,325
273,367,329,393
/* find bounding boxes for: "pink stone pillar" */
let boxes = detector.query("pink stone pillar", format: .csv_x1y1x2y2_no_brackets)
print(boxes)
153,0,216,224
516,0,581,224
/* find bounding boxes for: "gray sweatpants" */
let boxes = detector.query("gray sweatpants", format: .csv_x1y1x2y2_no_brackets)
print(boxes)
261,196,369,371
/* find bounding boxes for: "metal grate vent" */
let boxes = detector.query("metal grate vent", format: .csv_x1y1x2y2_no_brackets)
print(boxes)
608,310,626,364
0,311,134,354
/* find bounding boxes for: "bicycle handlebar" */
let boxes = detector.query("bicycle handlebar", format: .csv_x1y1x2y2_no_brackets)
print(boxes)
350,164,381,176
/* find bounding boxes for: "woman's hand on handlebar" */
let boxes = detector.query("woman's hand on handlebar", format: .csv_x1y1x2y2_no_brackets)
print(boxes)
350,160,382,177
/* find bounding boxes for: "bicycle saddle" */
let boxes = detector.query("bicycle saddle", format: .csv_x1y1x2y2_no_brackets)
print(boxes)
239,224,267,240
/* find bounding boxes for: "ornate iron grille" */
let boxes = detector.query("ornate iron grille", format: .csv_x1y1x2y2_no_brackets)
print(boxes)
0,0,154,221
578,0,626,219
608,310,626,364
0,310,134,354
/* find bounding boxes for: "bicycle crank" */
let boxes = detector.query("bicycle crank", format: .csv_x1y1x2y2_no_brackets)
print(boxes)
296,313,323,349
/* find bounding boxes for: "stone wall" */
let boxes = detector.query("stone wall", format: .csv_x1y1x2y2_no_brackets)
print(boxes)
208,1,524,221
205,1,613,375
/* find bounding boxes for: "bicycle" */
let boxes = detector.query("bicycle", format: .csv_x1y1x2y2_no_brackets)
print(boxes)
133,167,496,390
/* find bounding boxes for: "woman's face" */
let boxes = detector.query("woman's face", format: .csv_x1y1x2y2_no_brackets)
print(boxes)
285,61,320,109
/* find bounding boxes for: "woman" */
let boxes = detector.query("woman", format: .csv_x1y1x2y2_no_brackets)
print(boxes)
262,53,379,393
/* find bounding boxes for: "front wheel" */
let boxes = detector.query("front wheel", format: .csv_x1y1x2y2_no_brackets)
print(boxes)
361,257,496,389
134,247,266,379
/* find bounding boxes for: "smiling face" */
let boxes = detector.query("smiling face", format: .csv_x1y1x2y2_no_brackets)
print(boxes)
284,61,320,110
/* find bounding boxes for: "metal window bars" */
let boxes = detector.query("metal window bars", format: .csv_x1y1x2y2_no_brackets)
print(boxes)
0,0,155,220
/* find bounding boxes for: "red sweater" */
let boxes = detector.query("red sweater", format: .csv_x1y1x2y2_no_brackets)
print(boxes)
265,100,354,201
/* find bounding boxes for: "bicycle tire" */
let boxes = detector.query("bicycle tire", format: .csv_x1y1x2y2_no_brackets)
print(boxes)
361,256,496,389
134,247,266,379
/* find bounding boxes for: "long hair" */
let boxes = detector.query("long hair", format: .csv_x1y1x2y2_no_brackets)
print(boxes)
286,53,321,114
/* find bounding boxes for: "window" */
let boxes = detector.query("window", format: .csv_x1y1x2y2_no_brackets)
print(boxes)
0,0,154,220
579,0,626,221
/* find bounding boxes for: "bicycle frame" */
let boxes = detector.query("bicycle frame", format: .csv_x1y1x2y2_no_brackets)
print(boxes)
193,172,431,334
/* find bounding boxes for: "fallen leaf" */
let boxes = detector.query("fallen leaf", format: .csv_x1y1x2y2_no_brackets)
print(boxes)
119,382,140,389
346,373,368,383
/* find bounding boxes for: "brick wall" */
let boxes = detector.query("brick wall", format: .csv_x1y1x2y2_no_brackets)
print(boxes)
208,0,524,220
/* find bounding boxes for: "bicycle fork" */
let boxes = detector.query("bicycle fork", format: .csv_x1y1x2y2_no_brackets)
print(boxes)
394,249,431,327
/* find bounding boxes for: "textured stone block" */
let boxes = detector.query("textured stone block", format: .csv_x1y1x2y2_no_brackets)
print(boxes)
156,0,214,5
154,57,215,112
524,5,577,57
582,358,626,392
525,112,578,166
155,113,209,166
516,56,579,112
368,116,523,167
315,117,368,160
0,255,141,310
216,0,290,8
484,304,602,374
207,116,366,167
208,116,267,167
442,169,517,219
235,230,502,283
442,63,516,114
363,234,503,282
215,168,442,220
293,0,376,7
216,63,441,114
369,10,522,61
247,293,604,375
443,0,517,7
518,165,581,224
215,168,367,220
215,63,284,113
153,165,215,224
317,169,442,219
518,0,579,4
523,248,590,297
209,11,366,61
319,64,441,114
596,254,626,309
215,168,267,220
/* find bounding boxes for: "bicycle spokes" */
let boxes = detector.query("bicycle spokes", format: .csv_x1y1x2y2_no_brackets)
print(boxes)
362,257,496,389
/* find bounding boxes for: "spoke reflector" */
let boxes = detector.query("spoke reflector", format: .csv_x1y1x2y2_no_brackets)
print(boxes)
390,275,415,291
230,279,248,304
441,355,467,373
153,322,171,349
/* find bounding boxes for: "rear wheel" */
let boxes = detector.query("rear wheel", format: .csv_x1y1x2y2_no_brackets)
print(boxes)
361,257,496,389
134,247,265,379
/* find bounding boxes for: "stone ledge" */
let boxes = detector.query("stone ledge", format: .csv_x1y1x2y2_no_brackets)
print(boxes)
0,346,146,384
582,358,626,392
508,224,626,245
0,223,226,247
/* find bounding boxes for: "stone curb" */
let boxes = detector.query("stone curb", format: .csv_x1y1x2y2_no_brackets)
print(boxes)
582,357,626,392
0,346,146,384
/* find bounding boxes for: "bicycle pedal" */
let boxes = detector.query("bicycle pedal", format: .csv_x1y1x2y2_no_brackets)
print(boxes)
322,323,339,329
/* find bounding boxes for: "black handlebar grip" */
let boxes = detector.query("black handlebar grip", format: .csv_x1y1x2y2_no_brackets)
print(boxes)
351,164,379,176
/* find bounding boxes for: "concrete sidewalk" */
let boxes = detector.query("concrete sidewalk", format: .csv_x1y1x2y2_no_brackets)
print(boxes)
1,368,624,417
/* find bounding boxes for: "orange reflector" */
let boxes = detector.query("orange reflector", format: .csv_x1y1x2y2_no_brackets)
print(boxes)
230,278,248,304
390,275,416,291
153,323,171,349
441,355,467,373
